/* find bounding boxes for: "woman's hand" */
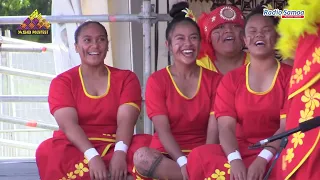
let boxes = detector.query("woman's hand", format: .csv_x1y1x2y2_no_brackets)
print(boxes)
230,160,247,180
88,156,109,180
109,151,128,180
180,164,189,180
247,157,268,180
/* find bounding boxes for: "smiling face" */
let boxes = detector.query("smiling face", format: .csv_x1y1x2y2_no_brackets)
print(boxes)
75,23,109,66
166,21,200,65
210,22,244,56
244,14,278,58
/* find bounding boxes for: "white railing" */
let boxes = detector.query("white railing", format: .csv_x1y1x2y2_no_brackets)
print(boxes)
0,0,168,156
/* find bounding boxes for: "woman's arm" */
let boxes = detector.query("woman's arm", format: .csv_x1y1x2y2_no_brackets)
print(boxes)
263,75,290,154
263,118,286,154
114,71,142,149
115,104,140,148
50,76,108,179
54,107,94,153
153,115,184,161
206,74,223,144
218,116,239,156
206,115,219,144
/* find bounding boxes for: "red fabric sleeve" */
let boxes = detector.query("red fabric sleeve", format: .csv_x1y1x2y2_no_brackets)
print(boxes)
119,71,142,110
145,75,168,119
210,74,223,115
214,73,237,119
48,76,76,115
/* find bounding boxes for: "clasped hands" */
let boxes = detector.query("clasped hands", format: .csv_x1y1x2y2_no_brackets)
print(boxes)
89,151,128,180
230,157,268,180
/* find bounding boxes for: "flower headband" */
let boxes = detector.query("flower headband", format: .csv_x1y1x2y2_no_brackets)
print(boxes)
182,8,196,22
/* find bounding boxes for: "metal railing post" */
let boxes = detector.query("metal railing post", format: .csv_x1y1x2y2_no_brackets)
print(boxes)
0,115,58,130
142,0,153,135
0,66,55,81
0,14,170,24
0,95,48,102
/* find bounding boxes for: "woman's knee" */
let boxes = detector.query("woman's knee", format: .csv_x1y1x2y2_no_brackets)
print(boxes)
133,147,163,177
35,138,51,160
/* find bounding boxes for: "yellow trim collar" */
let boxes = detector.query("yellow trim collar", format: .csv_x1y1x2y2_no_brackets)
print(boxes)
79,66,111,99
246,60,280,95
166,66,202,100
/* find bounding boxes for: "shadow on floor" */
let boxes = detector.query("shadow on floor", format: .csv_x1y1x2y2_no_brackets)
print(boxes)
0,160,39,180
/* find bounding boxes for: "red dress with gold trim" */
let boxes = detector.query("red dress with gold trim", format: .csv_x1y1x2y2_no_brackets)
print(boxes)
279,28,320,180
138,66,222,180
187,61,292,180
35,65,152,180
147,66,222,152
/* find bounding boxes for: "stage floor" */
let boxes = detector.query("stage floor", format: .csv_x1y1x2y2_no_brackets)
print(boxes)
0,159,39,180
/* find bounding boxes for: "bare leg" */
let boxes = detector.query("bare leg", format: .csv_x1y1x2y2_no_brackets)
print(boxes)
133,147,183,180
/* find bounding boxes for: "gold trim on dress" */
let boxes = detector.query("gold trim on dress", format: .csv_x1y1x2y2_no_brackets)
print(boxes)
166,66,202,100
246,60,280,95
280,114,287,119
124,102,141,112
79,65,111,99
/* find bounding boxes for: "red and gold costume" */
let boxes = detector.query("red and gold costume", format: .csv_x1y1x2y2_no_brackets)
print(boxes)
146,66,222,152
187,62,292,180
35,65,152,180
276,1,320,179
196,5,249,73
134,66,222,180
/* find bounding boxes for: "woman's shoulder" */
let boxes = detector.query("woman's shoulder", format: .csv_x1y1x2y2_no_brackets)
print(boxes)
201,66,222,81
280,62,293,72
105,66,142,85
149,67,169,80
145,67,171,90
227,64,247,77
221,65,247,85
54,65,80,83
278,62,293,82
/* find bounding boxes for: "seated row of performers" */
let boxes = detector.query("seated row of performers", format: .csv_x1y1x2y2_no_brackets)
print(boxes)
36,2,294,180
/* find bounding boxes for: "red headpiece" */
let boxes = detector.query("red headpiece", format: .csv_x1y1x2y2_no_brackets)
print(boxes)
201,5,245,42
197,5,245,60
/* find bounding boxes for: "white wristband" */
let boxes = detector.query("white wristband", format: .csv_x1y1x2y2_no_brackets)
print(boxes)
258,149,274,162
84,148,99,162
227,150,242,163
114,141,128,153
177,156,187,167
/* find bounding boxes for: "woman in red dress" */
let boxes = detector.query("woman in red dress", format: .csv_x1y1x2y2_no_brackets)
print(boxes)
35,21,151,180
196,5,250,74
132,2,223,180
187,5,292,180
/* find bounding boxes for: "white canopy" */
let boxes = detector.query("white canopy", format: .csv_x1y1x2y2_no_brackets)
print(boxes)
51,0,82,74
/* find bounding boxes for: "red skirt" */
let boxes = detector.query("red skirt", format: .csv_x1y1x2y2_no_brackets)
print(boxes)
36,133,152,180
187,144,230,180
186,144,280,180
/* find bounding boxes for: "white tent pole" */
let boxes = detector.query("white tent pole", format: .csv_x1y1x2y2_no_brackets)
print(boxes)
142,0,153,135
0,14,171,24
